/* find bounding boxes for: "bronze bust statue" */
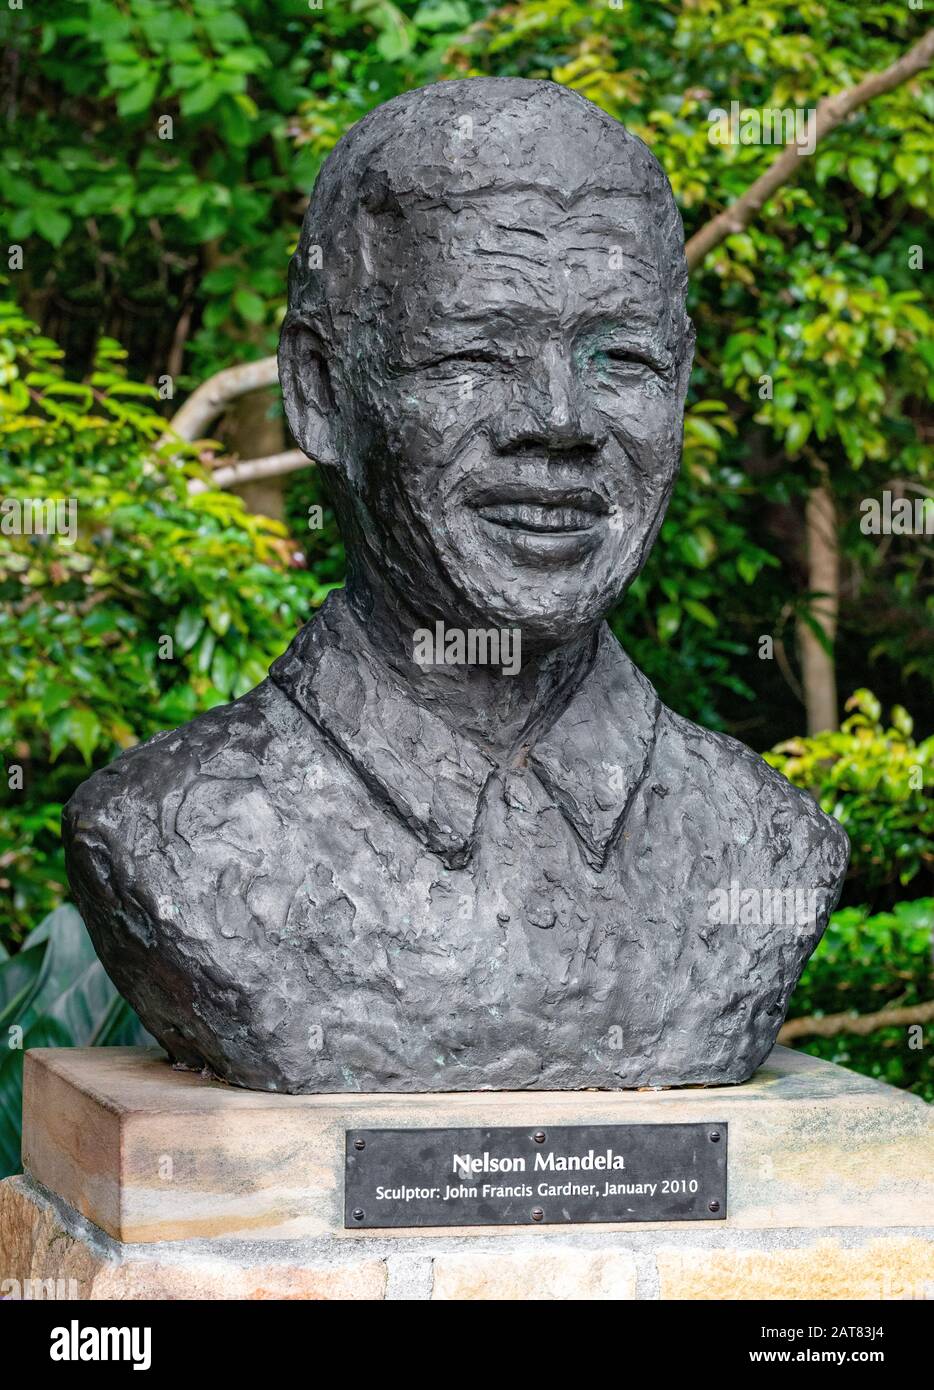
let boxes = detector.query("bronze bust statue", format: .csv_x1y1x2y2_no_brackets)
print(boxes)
63,78,849,1093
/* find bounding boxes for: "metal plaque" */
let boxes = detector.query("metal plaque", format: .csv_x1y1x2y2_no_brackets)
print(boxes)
344,1122,727,1228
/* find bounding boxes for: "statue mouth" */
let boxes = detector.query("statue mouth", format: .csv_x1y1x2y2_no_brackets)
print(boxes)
469,486,607,535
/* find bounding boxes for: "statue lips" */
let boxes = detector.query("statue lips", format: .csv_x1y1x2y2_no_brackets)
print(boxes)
468,483,609,566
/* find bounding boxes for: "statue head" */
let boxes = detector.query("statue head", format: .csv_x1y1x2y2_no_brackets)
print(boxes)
280,77,694,651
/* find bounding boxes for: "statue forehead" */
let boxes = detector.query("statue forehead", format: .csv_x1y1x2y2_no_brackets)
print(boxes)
341,82,663,206
293,79,686,345
364,186,666,252
345,189,671,344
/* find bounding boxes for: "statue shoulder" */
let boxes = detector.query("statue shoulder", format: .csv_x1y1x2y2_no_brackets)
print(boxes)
62,679,324,900
60,678,340,1072
66,680,268,824
653,705,850,886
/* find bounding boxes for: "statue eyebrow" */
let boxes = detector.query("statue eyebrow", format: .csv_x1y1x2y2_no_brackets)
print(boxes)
401,307,670,364
431,305,528,327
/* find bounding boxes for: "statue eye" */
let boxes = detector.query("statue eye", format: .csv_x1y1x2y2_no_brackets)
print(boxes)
605,349,655,369
598,346,671,376
430,351,502,369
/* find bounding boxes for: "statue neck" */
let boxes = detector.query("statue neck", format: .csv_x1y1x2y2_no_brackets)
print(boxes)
342,568,597,760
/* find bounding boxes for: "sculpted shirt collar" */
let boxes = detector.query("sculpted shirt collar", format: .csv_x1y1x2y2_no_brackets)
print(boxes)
270,592,660,872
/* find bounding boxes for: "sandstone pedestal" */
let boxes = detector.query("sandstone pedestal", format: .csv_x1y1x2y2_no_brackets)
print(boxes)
2,1045,932,1300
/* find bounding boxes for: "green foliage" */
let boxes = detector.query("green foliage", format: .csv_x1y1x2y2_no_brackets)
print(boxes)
788,898,934,1101
721,252,932,469
0,905,151,1177
612,404,779,728
2,1,933,1104
0,299,319,946
283,466,346,590
794,897,934,1019
767,690,934,900
1,0,492,380
5,0,932,729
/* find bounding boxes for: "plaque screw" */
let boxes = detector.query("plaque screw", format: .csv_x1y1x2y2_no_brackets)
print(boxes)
352,1209,365,1222
709,1131,720,1143
354,1138,366,1150
531,1207,544,1222
533,1131,546,1144
708,1200,720,1213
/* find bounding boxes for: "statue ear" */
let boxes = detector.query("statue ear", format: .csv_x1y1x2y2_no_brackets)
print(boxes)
278,319,340,467
677,316,696,394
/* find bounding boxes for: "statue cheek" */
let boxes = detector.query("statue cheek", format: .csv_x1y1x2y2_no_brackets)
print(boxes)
384,384,491,461
611,391,681,451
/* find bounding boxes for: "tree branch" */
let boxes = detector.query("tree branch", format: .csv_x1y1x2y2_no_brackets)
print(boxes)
685,27,934,270
187,448,309,494
166,356,279,442
779,999,934,1042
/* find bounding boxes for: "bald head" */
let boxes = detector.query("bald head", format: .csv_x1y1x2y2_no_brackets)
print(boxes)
284,78,690,352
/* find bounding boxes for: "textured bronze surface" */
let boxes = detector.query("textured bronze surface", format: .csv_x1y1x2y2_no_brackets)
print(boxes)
64,79,848,1094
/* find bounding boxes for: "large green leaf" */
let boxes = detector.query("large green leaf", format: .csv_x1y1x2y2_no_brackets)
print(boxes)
23,904,102,1012
0,1017,72,1179
90,991,150,1046
0,906,152,1178
0,943,45,1022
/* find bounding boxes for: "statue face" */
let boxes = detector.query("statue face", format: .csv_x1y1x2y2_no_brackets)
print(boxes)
322,185,690,647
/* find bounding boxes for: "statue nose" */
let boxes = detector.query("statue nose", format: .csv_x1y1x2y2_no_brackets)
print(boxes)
491,349,607,454
545,398,605,450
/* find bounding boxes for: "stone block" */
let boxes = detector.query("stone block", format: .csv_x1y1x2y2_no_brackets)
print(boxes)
19,1045,934,1244
3,1044,931,1300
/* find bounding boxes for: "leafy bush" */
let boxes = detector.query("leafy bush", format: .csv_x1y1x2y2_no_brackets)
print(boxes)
2,0,493,383
6,0,933,743
766,690,934,902
611,402,778,730
0,298,321,948
0,905,151,1178
787,898,934,1101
